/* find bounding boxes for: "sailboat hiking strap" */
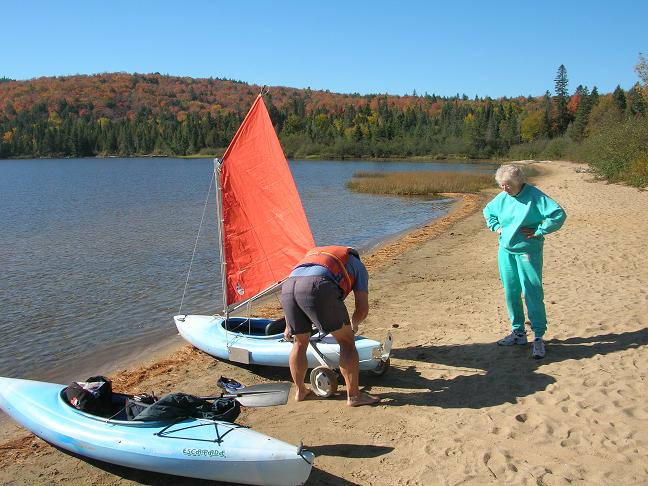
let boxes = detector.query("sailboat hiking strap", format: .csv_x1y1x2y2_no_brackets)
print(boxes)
265,317,286,335
221,316,324,339
265,317,323,339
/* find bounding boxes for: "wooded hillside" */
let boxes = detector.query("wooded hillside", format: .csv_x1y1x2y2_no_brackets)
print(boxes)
1,65,647,186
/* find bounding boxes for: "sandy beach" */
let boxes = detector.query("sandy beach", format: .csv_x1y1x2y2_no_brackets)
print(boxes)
1,160,647,485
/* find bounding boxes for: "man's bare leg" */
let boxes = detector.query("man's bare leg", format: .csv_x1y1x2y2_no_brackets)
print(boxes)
332,325,380,406
289,333,312,401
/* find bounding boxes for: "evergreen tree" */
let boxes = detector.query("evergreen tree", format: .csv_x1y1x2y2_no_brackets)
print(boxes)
543,91,553,137
612,85,627,112
627,83,646,117
635,52,648,86
590,86,599,106
571,87,591,142
554,64,570,134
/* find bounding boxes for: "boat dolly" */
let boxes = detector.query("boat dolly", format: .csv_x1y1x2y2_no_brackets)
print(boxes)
309,332,393,398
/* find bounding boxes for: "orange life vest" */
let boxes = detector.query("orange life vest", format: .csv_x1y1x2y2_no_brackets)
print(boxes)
296,246,359,297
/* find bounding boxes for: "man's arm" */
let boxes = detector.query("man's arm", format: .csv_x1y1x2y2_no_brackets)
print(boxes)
351,290,369,333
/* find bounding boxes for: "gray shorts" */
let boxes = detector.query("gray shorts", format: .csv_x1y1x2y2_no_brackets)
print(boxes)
280,276,350,335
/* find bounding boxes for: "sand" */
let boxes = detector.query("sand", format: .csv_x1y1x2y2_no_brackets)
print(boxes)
1,160,647,485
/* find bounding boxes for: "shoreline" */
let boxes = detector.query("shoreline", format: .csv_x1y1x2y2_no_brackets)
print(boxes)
0,188,483,451
1,154,501,164
9,191,475,385
2,160,648,485
116,191,484,383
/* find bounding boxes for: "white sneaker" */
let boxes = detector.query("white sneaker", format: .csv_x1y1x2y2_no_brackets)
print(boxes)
531,338,546,359
497,331,528,346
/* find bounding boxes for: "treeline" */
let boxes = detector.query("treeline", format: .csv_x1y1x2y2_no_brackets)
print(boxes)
510,60,648,187
1,101,243,157
1,63,647,186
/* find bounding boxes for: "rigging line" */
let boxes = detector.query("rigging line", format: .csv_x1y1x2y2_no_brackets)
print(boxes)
246,299,252,335
178,172,215,314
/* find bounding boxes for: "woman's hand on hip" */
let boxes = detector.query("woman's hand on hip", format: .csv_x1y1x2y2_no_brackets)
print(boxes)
520,226,538,239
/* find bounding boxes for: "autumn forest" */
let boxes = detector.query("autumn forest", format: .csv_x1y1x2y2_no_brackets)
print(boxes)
1,60,647,186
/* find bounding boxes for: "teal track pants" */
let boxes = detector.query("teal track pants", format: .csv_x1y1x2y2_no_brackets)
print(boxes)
497,246,547,337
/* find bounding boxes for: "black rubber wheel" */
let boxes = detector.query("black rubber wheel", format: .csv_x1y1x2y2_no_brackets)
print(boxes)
310,366,338,397
369,358,390,376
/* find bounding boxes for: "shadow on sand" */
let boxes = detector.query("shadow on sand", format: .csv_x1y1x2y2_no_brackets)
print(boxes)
368,328,648,409
217,328,647,410
51,443,353,485
306,443,394,459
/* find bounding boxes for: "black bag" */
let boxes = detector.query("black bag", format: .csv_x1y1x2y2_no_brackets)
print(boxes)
64,375,112,416
124,393,157,420
209,397,241,422
132,393,240,423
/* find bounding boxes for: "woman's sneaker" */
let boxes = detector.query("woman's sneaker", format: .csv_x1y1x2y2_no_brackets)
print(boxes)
531,338,546,359
497,331,528,346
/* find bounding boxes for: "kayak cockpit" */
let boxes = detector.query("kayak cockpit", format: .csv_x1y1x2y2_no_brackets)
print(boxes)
59,389,141,423
221,317,286,337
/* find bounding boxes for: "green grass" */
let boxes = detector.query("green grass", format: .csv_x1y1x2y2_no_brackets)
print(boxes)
518,165,540,179
346,170,495,196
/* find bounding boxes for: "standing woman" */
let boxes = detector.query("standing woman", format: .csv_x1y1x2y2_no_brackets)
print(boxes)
483,164,566,359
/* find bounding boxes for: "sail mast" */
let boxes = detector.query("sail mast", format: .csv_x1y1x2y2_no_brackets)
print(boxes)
214,158,228,320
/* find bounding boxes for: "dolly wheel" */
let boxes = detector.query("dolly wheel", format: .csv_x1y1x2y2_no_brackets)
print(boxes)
310,366,338,397
369,358,390,376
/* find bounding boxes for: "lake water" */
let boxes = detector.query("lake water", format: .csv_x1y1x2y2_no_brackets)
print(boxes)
0,157,496,383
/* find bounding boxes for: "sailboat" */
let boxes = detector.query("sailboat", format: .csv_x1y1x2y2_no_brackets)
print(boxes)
174,94,392,392
0,98,319,483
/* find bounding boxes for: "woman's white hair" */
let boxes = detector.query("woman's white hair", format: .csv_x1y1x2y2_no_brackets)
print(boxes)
495,164,526,186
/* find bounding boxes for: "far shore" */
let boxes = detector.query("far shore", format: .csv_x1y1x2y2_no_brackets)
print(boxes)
2,153,504,164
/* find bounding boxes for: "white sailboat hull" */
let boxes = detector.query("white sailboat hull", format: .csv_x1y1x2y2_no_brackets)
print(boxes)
175,315,391,371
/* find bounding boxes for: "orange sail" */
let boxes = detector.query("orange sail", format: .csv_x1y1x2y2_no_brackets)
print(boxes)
219,95,315,308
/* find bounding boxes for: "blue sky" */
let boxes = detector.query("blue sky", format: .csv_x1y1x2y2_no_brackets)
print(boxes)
2,0,646,98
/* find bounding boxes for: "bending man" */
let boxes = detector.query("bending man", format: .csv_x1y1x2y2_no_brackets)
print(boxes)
280,245,380,406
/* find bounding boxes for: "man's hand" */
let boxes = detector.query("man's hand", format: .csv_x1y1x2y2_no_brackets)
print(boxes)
283,326,293,342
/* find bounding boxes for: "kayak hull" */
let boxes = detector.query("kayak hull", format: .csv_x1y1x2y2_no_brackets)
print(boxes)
175,315,391,371
0,377,313,486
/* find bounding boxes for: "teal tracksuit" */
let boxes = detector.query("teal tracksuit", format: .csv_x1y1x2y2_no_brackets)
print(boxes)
483,184,566,337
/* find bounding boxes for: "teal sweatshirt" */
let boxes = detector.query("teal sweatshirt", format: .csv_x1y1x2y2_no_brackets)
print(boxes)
483,183,566,253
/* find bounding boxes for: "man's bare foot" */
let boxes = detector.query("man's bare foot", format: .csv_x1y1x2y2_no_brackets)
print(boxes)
295,388,313,402
347,392,380,407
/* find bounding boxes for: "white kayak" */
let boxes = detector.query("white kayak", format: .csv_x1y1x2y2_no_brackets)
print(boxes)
175,314,392,374
0,376,314,486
